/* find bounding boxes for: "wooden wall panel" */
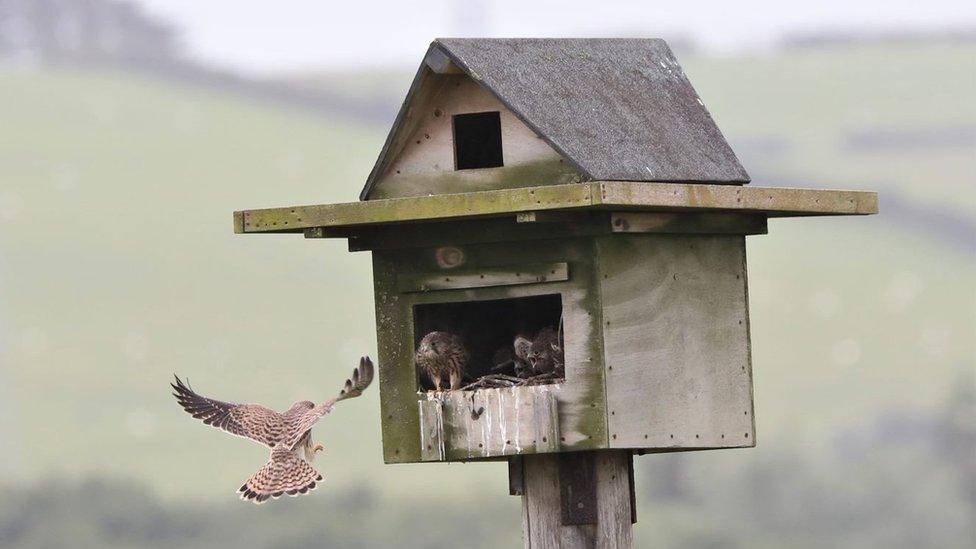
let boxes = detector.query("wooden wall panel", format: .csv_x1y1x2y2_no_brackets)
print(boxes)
597,234,755,450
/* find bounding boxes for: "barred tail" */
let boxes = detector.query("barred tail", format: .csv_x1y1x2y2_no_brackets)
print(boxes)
238,449,323,504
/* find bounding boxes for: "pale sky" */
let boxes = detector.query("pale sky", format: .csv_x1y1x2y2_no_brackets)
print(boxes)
137,0,975,74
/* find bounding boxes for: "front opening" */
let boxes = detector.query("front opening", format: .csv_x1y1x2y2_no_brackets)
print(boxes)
453,111,504,170
413,294,564,391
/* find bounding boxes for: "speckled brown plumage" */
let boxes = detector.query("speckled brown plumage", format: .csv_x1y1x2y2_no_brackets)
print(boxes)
512,334,535,378
415,331,469,391
239,446,323,503
171,357,374,504
528,327,564,376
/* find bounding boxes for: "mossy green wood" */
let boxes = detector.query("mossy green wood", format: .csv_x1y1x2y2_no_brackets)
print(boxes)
373,236,610,464
371,223,760,463
234,182,878,235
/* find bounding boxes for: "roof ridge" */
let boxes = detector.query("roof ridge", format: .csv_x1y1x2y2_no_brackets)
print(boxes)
359,38,749,201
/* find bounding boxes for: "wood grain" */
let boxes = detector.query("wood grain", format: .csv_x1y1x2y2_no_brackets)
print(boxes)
420,384,563,460
533,391,560,453
236,181,877,234
418,399,445,461
593,451,634,547
597,234,755,449
521,451,634,548
397,262,569,292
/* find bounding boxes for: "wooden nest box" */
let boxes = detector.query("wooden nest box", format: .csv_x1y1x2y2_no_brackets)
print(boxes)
235,39,877,467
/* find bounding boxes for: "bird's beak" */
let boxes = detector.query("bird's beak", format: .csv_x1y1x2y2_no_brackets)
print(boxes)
313,443,324,453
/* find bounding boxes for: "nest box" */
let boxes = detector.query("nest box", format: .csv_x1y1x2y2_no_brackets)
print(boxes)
235,39,877,465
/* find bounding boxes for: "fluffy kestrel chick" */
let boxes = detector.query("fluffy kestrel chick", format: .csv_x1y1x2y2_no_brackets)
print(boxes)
528,326,564,376
415,331,469,391
512,334,535,378
171,357,374,504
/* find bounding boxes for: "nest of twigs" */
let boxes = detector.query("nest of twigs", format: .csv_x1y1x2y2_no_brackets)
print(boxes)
460,372,564,391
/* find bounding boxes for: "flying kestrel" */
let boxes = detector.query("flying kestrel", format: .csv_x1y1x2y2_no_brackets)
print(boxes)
171,357,374,504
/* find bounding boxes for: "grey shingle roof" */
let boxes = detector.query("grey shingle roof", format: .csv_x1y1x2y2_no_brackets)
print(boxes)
360,38,749,200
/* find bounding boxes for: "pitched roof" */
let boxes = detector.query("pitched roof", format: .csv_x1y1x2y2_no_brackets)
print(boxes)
360,38,749,200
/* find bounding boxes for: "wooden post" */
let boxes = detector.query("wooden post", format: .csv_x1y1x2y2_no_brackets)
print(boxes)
515,450,634,548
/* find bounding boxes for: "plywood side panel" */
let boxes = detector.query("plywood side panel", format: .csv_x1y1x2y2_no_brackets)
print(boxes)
368,73,582,199
422,384,562,460
598,234,755,450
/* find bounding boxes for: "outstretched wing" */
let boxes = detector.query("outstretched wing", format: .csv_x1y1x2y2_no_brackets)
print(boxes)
286,356,375,449
336,355,375,402
171,375,278,448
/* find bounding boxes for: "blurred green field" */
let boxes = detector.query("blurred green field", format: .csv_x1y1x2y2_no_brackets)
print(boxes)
682,43,976,216
0,42,973,547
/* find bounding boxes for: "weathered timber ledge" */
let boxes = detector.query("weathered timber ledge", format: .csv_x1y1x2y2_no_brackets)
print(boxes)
233,181,878,234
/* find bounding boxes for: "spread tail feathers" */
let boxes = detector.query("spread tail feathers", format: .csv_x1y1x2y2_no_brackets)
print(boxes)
238,449,323,504
336,356,374,402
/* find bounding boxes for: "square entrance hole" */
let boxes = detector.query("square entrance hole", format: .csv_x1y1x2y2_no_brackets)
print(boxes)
413,294,563,391
453,111,503,170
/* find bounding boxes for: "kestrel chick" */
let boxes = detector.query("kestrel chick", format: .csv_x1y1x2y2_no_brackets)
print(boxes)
528,326,564,376
171,357,374,504
415,331,468,391
512,334,535,378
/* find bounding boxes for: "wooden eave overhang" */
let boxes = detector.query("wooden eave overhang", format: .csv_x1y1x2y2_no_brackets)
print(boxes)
234,181,878,235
